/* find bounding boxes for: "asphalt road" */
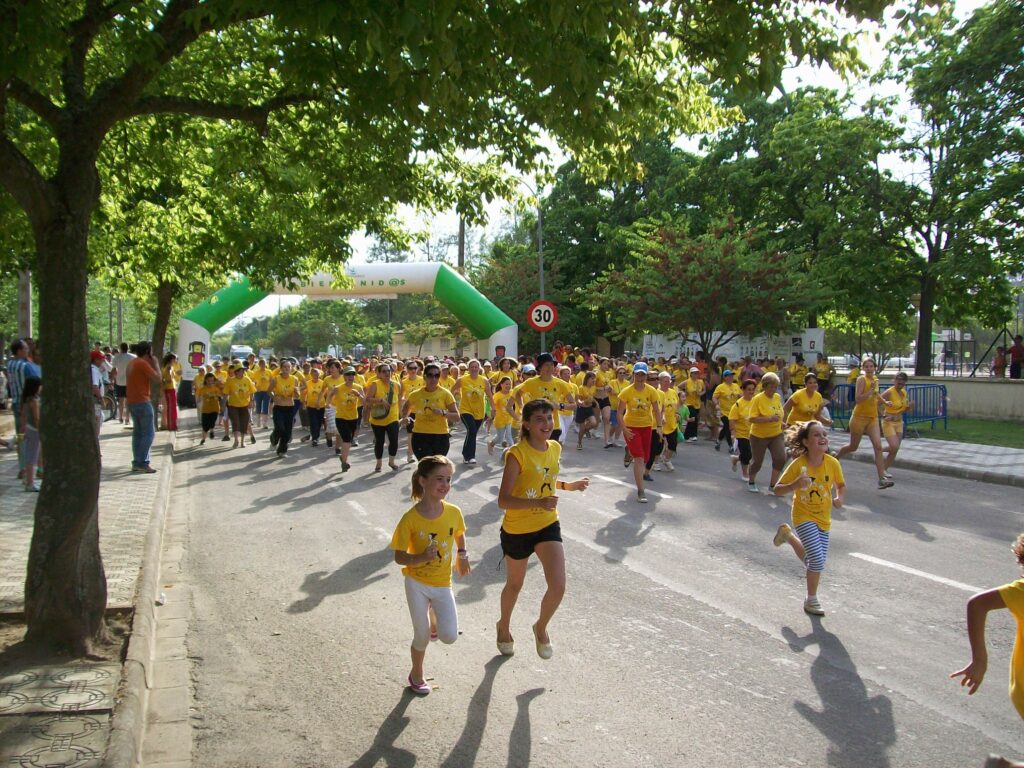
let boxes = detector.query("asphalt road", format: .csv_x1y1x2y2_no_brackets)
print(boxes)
173,418,1024,767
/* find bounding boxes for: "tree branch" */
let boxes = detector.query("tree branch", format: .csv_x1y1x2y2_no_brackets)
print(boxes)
126,93,315,131
0,133,54,225
8,79,63,128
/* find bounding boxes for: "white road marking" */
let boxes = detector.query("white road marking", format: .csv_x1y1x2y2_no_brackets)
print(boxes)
593,473,673,499
849,552,981,593
346,499,392,541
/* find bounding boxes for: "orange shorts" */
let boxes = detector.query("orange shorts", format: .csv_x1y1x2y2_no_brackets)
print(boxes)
849,413,878,434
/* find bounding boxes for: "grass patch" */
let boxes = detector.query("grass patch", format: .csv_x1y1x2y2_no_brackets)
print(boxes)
909,417,1024,450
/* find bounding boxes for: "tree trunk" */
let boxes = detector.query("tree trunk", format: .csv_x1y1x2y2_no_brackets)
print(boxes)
915,267,938,377
151,279,177,361
24,164,108,655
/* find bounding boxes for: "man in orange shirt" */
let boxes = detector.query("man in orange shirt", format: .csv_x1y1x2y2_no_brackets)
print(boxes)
126,341,162,473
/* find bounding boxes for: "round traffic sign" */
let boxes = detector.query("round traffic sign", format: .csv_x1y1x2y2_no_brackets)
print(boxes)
527,300,558,333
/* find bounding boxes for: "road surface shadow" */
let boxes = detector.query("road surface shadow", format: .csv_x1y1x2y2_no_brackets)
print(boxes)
347,689,418,768
287,549,392,613
595,505,656,564
507,687,545,768
781,620,895,768
440,655,511,768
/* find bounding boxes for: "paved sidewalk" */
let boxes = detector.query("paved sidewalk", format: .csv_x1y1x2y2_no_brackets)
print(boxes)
0,414,175,768
838,431,1024,488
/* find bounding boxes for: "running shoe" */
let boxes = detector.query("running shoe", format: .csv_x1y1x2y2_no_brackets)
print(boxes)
249,435,256,445
643,473,653,482
714,442,721,451
883,471,893,479
663,460,674,471
532,624,553,660
773,523,793,547
803,596,825,616
878,478,895,489
747,483,760,493
407,675,431,695
221,435,230,442
637,492,648,503
342,461,351,472
496,623,515,656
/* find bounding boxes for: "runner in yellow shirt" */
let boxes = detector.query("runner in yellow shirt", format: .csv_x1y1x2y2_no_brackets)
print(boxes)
401,361,426,464
451,359,493,464
880,371,913,480
617,362,663,503
783,373,826,426
302,366,327,447
267,360,301,457
728,378,758,479
786,356,808,396
654,371,680,471
365,361,403,472
513,353,575,443
573,371,599,450
401,362,459,460
250,358,273,429
224,364,256,448
712,369,741,453
814,353,835,397
324,366,365,472
487,375,516,455
681,367,705,442
836,358,893,489
606,366,629,448
555,366,579,445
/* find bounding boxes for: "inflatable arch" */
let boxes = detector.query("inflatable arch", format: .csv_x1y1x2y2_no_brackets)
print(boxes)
175,262,518,381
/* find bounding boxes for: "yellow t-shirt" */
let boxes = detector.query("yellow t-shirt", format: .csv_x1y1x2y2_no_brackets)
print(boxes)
214,368,229,384
224,375,256,408
851,375,880,419
814,362,833,382
514,376,575,412
389,501,466,588
330,382,364,420
303,379,325,408
748,392,784,438
502,440,561,535
492,391,514,429
787,363,808,386
577,384,597,407
713,382,741,415
607,378,628,409
619,383,662,428
682,378,705,408
320,374,344,404
788,388,823,424
882,386,908,419
560,382,578,417
195,382,222,414
728,397,754,440
269,374,299,400
778,454,844,531
402,375,425,398
997,579,1024,719
660,388,680,432
846,366,861,384
406,387,456,434
250,368,272,392
366,379,400,425
594,368,613,396
458,374,489,420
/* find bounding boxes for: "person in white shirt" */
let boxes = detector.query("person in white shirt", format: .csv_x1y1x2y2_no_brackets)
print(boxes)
111,342,136,425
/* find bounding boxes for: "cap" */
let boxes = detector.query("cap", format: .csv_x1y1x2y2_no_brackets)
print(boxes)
689,366,700,373
633,362,649,374
723,369,734,376
343,366,356,375
521,364,537,374
535,352,555,367
90,350,105,363
658,371,671,379
668,357,678,363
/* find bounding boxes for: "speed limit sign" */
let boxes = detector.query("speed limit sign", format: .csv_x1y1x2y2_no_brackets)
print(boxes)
527,300,558,333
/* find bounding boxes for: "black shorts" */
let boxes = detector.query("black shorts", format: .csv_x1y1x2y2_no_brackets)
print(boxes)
115,385,128,398
595,397,611,410
574,406,595,424
412,431,450,459
500,521,562,560
336,418,359,443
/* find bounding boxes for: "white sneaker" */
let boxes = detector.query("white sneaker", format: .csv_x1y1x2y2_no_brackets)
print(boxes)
803,596,825,616
653,461,664,471
663,460,674,471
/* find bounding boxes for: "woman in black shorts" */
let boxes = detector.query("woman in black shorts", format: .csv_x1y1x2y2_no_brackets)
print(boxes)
495,400,589,660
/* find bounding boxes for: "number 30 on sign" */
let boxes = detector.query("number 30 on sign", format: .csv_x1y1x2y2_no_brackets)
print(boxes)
527,300,558,332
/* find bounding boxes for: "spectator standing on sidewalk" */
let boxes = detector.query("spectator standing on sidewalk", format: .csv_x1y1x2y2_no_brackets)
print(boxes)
90,350,106,438
112,342,135,425
18,377,42,492
1010,335,1024,380
126,342,162,473
6,339,40,478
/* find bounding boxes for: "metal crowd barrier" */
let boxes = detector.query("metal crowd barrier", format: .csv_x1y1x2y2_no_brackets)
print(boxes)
822,382,947,434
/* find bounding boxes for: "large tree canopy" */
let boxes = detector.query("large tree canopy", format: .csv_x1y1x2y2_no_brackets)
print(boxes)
0,0,892,653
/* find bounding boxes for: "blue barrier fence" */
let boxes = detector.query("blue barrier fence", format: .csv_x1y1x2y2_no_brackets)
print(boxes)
823,382,947,433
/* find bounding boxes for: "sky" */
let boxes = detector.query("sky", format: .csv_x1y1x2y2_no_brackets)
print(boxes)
221,0,987,333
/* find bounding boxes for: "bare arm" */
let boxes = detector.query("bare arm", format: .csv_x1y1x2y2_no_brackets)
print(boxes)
950,588,1008,694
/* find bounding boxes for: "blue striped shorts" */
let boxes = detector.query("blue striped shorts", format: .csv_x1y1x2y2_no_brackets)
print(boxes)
794,521,830,573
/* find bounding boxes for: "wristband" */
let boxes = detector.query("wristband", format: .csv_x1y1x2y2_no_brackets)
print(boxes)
457,548,467,554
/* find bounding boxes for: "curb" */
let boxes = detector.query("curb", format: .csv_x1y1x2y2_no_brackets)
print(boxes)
104,429,177,768
843,450,1024,489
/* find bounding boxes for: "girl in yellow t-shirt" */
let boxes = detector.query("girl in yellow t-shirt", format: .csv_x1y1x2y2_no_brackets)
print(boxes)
951,533,1024,725
302,367,326,447
617,363,664,503
783,373,826,426
573,371,599,450
728,378,758,479
836,358,892,489
606,367,629,448
880,371,914,478
495,399,589,660
365,361,403,473
681,368,705,441
488,376,516,455
390,456,470,695
195,372,222,445
772,420,846,616
712,371,742,452
160,352,180,431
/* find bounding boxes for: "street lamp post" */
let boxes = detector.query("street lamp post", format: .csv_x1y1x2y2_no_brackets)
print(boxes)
536,203,545,353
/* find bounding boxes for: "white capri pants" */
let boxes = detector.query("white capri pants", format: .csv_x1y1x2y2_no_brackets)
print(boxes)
404,576,459,651
558,414,573,442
